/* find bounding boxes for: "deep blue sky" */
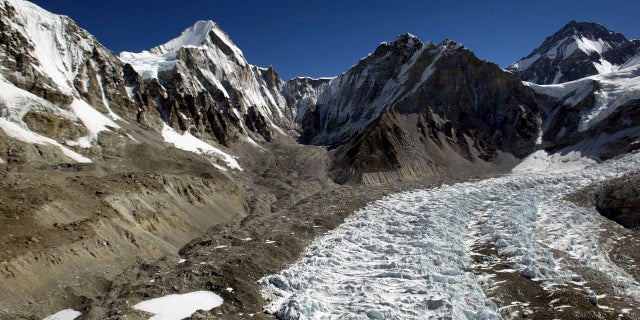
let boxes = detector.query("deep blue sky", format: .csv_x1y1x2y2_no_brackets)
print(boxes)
30,0,640,81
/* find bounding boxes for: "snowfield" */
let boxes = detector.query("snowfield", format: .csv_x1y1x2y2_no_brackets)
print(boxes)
133,291,223,320
42,309,81,320
261,151,640,319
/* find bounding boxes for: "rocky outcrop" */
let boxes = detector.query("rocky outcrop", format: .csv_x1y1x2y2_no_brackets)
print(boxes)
508,21,640,84
596,171,640,229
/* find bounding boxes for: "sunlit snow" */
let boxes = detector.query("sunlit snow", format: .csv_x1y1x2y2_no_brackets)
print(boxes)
69,99,119,135
0,118,91,163
133,291,223,320
261,151,640,319
42,309,81,320
119,51,178,79
161,124,241,170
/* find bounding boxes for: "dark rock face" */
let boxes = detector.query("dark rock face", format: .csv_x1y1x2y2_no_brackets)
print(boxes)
298,35,542,184
596,171,640,229
508,21,640,84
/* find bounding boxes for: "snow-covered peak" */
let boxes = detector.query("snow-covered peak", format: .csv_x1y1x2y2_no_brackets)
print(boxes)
508,21,639,84
150,20,218,55
120,20,248,79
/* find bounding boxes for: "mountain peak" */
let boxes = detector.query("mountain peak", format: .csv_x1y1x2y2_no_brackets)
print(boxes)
120,19,248,78
386,33,422,49
557,20,612,37
508,20,638,84
150,20,218,55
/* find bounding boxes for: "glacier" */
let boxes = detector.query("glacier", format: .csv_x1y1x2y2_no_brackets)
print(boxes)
261,151,640,319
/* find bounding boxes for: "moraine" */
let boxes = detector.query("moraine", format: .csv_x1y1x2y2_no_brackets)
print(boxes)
261,151,640,319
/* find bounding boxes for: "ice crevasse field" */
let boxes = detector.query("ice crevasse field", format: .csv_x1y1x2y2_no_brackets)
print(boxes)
261,150,640,319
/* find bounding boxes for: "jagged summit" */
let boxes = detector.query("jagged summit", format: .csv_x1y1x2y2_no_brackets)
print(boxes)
120,20,247,78
528,21,627,59
508,20,640,84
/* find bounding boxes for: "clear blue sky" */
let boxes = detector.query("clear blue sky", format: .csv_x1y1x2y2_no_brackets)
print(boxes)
30,0,640,81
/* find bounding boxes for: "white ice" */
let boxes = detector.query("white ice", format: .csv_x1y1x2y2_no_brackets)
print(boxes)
42,309,81,320
261,151,640,319
133,291,223,320
161,124,241,170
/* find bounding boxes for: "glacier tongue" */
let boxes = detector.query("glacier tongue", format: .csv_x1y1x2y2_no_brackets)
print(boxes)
261,152,640,319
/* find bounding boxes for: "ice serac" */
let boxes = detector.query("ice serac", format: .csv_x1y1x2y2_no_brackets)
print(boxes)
508,21,640,84
297,34,542,184
120,20,295,147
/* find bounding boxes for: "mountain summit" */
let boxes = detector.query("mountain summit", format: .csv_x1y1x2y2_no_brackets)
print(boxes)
149,20,222,55
508,21,640,84
120,20,294,146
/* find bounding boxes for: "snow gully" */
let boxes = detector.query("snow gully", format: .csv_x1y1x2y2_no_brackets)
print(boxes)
261,152,640,319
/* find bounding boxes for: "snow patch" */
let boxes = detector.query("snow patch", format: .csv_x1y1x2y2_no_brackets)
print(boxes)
0,118,91,163
245,136,266,151
161,124,241,170
70,99,119,135
133,291,223,320
579,64,640,131
0,78,77,123
42,309,81,320
574,36,611,56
